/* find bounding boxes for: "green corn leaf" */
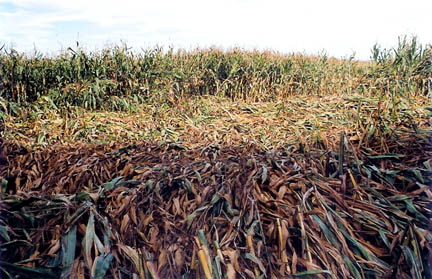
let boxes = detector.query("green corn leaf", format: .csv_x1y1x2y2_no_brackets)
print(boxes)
103,176,123,191
340,229,371,260
311,215,340,249
244,253,266,274
186,206,208,228
292,269,336,279
92,253,114,279
0,225,10,242
83,213,95,269
379,229,390,249
401,246,421,279
338,131,345,175
61,226,77,278
411,169,424,183
343,256,362,279
404,199,429,225
212,255,222,279
367,153,405,159
0,261,60,279
198,230,210,249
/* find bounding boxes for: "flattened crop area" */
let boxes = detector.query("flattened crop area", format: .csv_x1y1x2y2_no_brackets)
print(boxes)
1,126,431,278
4,93,430,150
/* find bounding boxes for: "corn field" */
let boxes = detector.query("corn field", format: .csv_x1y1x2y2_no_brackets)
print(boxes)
1,37,430,111
0,36,431,279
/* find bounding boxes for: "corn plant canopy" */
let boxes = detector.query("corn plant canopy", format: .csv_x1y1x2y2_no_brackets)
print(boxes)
0,37,431,278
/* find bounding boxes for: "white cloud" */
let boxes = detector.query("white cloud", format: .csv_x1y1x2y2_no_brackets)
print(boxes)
0,0,431,59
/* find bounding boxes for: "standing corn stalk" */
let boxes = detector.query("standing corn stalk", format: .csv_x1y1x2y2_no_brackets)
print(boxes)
424,47,432,95
421,45,432,95
0,114,4,166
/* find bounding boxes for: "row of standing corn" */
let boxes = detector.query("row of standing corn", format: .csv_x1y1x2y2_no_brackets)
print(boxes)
0,37,430,112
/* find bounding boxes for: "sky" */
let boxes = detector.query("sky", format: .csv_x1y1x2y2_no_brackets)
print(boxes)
0,0,431,60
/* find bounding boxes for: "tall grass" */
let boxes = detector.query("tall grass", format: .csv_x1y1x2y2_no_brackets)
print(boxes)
0,36,430,113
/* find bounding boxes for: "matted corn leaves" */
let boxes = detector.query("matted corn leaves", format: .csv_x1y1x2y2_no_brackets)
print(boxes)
0,127,430,278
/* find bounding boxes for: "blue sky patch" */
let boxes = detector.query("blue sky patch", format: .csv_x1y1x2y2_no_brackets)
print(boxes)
52,20,96,35
0,2,17,13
